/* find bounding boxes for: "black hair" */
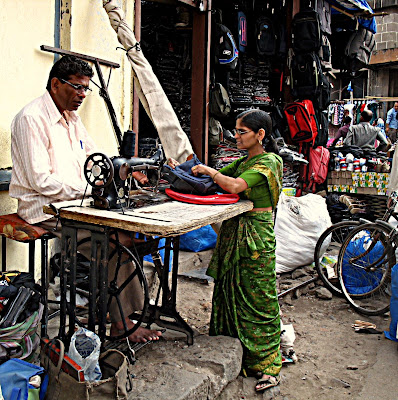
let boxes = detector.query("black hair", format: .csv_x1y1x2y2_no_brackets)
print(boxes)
361,109,373,122
46,55,94,91
236,109,279,154
343,116,352,124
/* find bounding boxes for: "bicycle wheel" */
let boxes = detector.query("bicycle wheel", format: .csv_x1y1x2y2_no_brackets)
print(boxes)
314,220,361,296
337,222,396,316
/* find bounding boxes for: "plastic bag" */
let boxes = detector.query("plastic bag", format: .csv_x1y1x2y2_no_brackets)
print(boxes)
275,193,332,273
179,225,217,252
67,327,102,381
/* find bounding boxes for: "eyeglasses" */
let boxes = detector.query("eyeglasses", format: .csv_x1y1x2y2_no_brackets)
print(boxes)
232,128,253,135
59,78,92,95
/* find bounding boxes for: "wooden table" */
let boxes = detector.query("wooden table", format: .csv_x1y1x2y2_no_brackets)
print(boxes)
44,195,252,347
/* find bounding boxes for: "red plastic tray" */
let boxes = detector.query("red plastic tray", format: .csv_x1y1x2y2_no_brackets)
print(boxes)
165,188,240,205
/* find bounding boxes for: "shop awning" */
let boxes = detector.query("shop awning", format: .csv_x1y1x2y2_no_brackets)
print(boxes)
331,0,373,14
329,0,377,33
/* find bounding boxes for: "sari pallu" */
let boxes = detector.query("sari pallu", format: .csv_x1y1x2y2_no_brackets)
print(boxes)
207,153,283,377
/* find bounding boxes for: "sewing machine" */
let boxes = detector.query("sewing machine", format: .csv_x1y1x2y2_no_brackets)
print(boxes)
83,131,164,210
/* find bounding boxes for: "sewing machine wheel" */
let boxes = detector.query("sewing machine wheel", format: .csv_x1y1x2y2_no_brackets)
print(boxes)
106,240,150,341
75,237,150,341
84,152,114,188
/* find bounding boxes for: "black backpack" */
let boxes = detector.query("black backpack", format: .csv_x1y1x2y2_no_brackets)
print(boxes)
290,52,322,101
292,8,321,54
316,71,331,110
213,23,239,70
313,110,329,148
255,16,277,57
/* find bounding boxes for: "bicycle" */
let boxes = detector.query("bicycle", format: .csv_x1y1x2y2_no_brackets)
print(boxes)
337,211,398,316
315,190,398,298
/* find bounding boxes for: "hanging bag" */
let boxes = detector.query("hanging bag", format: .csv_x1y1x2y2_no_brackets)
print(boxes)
345,26,375,71
209,83,231,118
307,146,330,192
255,15,277,57
213,23,239,70
40,339,131,400
284,100,318,145
292,8,321,53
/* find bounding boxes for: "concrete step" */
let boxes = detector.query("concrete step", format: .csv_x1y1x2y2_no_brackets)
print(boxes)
128,335,242,400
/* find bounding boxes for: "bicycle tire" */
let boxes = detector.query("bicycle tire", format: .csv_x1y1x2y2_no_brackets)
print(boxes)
337,222,396,316
314,220,361,296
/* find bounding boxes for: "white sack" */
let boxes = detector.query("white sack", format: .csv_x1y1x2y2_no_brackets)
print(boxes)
275,193,332,273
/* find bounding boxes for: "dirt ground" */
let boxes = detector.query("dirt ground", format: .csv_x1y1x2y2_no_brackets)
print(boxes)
174,269,391,400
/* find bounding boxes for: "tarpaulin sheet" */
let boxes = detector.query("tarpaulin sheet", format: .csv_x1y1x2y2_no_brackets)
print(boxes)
329,0,377,33
102,0,194,164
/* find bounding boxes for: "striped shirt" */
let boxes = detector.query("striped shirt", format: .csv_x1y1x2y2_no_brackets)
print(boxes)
9,91,97,224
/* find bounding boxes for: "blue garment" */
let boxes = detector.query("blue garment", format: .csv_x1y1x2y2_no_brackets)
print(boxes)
386,108,398,130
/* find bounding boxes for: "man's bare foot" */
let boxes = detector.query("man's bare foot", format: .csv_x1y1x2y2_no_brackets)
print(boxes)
111,320,162,343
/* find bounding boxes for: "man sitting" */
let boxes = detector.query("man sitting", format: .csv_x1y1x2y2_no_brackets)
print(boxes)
9,55,162,343
344,109,389,152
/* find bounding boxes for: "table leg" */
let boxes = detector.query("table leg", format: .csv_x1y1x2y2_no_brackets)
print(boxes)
145,236,194,345
59,224,77,346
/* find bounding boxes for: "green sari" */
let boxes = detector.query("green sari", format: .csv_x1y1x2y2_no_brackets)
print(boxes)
207,152,283,377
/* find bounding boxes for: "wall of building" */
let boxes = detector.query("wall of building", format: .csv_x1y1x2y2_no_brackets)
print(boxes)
374,7,398,51
0,0,135,276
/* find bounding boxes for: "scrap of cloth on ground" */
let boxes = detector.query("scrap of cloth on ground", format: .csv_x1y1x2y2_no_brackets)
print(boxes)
207,152,283,377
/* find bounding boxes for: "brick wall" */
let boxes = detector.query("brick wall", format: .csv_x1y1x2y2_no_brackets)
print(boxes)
374,6,398,51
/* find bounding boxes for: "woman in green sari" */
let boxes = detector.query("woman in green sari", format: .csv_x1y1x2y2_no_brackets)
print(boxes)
191,109,283,392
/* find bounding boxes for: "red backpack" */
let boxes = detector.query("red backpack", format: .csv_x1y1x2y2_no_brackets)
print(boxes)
284,100,318,145
307,146,330,192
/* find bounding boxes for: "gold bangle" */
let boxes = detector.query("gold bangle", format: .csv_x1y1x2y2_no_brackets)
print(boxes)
212,171,220,182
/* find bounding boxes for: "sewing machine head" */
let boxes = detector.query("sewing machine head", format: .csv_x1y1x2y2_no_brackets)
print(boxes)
84,143,164,210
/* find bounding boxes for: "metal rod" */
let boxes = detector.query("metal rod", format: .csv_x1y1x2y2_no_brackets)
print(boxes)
278,277,317,298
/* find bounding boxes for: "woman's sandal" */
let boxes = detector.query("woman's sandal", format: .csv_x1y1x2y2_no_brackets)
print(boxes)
255,375,281,392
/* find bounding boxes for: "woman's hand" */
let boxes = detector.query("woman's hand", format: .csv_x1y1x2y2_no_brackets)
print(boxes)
191,164,248,194
191,164,216,177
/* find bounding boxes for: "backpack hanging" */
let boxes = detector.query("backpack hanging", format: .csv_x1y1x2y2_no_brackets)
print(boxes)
237,11,248,53
290,52,322,101
307,146,330,192
313,110,329,148
213,23,239,70
292,8,321,54
318,34,332,71
210,82,231,118
316,72,331,110
255,16,277,57
284,100,318,145
345,26,376,71
316,0,332,35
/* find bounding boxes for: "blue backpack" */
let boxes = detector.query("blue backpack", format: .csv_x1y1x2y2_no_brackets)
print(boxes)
162,155,221,195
